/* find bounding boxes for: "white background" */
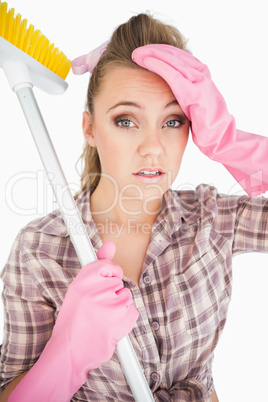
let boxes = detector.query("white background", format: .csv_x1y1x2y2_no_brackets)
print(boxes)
0,0,268,400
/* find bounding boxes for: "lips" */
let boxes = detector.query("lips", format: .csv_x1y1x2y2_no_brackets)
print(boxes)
134,167,164,177
133,167,165,184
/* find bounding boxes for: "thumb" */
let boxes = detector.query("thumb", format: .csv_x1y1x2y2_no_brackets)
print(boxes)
97,240,116,261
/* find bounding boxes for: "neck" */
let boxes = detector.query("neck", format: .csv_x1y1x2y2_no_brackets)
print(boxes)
90,179,164,226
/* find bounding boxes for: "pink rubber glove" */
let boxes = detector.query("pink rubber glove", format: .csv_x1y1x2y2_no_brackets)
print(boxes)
132,44,268,197
71,40,109,74
9,241,139,402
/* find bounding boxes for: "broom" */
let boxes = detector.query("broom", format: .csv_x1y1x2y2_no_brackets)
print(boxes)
0,2,154,401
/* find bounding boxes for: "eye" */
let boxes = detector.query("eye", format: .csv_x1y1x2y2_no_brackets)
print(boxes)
115,118,135,128
164,119,183,128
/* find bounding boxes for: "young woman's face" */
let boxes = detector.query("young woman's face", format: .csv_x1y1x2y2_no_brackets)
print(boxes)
83,66,190,201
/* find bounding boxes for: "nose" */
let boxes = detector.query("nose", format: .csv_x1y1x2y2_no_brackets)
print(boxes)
138,128,164,158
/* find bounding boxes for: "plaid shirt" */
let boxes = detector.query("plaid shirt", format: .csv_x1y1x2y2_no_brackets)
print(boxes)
1,184,268,401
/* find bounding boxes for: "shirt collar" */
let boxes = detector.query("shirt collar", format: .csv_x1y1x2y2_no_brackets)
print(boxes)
35,185,215,239
153,185,219,241
152,188,199,241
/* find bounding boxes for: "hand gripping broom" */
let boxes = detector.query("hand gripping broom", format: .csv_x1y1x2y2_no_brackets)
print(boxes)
0,2,154,401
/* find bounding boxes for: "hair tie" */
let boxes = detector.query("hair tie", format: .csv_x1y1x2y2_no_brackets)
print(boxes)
71,40,110,75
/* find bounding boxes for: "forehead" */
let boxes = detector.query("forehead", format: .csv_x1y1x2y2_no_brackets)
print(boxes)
96,65,174,100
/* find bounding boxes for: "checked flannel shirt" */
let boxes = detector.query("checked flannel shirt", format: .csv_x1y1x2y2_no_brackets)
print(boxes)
1,184,268,401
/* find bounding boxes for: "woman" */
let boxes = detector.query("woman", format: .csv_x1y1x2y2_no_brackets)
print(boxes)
1,12,267,402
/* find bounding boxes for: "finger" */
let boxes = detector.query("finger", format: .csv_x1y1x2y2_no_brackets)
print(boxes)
142,53,202,84
97,240,116,260
114,304,139,340
115,287,134,308
153,44,211,77
133,44,211,78
98,262,124,280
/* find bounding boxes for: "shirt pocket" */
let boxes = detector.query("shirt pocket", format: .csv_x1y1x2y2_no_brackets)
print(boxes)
174,240,231,338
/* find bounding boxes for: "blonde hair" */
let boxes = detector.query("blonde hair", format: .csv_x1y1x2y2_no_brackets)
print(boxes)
76,13,188,198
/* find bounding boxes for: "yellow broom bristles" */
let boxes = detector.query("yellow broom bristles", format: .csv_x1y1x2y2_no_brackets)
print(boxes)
0,1,71,79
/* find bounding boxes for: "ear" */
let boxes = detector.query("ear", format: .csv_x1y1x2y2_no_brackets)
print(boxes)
82,111,96,147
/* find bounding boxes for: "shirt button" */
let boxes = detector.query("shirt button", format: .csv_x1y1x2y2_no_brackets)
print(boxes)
143,275,151,284
151,372,160,382
152,321,160,331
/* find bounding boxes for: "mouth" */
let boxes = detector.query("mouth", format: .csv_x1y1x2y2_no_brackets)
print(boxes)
133,168,165,183
136,170,162,177
134,167,165,177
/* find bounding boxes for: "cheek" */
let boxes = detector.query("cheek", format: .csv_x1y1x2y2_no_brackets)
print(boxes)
95,125,135,156
172,129,189,157
93,129,131,172
167,130,189,178
181,131,189,153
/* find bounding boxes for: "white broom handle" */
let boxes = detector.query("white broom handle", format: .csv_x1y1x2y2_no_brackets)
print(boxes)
15,86,154,402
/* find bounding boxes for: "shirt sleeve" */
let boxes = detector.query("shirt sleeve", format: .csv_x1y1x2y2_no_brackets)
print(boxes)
231,195,268,255
0,229,56,389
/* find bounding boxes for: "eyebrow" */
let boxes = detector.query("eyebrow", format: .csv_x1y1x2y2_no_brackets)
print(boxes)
165,99,179,109
106,99,179,114
106,101,141,113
